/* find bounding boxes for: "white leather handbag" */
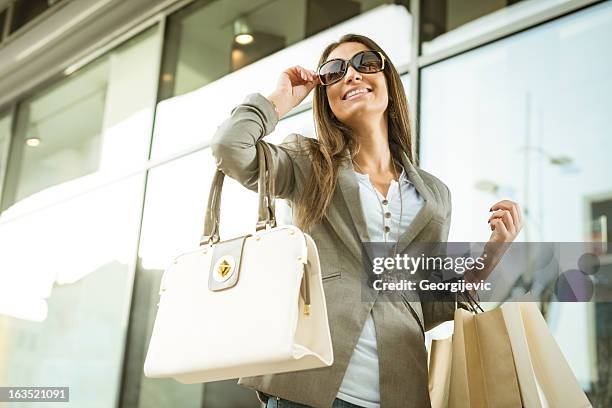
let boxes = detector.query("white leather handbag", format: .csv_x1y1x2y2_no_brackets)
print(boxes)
143,142,333,384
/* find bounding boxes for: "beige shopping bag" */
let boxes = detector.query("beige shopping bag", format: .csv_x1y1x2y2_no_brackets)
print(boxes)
429,336,453,408
448,308,522,408
501,302,592,408
448,309,469,408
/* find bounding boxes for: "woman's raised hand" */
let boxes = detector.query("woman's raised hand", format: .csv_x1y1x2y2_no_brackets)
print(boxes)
267,66,320,119
487,200,523,243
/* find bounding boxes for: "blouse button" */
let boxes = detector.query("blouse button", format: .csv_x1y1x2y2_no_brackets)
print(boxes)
384,212,391,218
384,226,391,233
382,199,388,205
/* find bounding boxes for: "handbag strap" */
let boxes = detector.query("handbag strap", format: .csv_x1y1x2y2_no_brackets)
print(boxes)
201,141,277,245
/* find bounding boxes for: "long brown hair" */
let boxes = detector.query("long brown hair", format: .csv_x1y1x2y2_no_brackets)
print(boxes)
293,33,415,233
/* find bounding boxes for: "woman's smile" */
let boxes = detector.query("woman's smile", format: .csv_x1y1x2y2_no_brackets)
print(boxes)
344,89,372,101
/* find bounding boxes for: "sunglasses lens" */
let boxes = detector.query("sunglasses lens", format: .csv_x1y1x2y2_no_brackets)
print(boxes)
318,60,345,85
355,51,383,73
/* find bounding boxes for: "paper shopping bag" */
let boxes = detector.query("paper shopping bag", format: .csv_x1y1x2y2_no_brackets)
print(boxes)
449,308,522,408
501,302,592,408
429,336,453,408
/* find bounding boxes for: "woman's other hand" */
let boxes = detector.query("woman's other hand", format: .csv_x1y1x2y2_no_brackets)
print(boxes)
464,200,523,285
267,66,320,119
487,200,523,243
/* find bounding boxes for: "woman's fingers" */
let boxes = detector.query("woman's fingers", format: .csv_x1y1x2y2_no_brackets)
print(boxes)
489,210,516,235
292,66,319,84
490,200,522,232
491,218,509,238
488,200,524,243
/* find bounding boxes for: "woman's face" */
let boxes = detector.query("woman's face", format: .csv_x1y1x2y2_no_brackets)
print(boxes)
324,42,388,127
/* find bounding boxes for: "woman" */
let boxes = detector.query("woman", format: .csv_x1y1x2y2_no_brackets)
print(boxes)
211,34,522,408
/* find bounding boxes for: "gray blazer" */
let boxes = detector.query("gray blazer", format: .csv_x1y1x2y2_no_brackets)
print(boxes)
211,93,466,408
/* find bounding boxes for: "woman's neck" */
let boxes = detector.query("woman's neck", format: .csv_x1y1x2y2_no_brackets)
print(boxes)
351,115,395,176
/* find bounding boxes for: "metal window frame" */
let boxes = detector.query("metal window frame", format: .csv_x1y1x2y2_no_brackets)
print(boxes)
0,5,10,41
0,102,16,209
115,15,168,408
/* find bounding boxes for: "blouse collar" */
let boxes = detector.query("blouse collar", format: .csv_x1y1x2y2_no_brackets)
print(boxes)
353,167,411,185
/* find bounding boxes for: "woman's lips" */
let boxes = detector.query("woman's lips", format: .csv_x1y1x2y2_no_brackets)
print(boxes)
344,90,372,101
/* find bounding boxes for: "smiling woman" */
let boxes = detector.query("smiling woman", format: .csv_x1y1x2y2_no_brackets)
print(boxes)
211,32,521,408
264,35,415,233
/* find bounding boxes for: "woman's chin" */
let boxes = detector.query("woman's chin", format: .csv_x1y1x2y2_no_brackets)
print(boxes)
343,106,385,121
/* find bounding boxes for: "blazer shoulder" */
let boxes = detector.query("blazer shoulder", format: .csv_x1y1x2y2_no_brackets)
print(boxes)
414,167,451,207
278,133,316,160
280,132,313,147
415,167,449,190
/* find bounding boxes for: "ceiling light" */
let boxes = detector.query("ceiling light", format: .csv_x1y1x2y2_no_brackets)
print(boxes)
26,137,41,147
234,18,254,45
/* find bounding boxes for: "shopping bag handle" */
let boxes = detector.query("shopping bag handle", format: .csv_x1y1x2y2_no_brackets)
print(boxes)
200,141,277,245
456,289,484,314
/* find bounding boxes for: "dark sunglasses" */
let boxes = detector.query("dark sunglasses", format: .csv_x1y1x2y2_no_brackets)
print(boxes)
317,50,386,86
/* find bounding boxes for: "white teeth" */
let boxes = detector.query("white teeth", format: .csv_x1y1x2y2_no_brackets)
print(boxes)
345,88,370,99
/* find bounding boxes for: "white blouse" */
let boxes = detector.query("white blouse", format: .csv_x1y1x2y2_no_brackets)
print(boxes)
336,168,424,408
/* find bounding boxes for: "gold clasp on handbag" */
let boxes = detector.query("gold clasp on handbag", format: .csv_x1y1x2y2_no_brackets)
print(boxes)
212,255,236,282
218,259,232,278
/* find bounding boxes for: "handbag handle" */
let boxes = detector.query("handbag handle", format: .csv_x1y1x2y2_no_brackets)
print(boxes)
200,141,277,245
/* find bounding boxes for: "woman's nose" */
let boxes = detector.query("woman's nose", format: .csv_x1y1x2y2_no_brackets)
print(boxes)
343,64,362,83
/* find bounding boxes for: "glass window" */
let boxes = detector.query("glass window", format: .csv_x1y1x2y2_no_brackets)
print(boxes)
158,0,410,101
420,0,579,55
419,2,612,403
420,0,523,49
152,0,412,159
1,26,161,215
0,173,145,407
5,56,109,207
9,0,65,34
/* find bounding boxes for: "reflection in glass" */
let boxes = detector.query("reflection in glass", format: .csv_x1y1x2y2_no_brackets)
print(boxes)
6,56,109,206
0,173,144,407
419,2,612,403
1,26,160,215
420,0,580,55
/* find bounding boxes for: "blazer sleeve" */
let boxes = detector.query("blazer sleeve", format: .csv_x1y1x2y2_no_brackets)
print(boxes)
210,92,302,201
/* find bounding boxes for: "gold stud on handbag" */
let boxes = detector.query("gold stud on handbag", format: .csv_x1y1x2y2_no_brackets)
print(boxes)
143,141,334,383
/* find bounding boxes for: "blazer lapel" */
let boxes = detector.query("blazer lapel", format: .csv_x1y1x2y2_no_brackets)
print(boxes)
395,151,435,255
337,162,370,244
324,156,374,269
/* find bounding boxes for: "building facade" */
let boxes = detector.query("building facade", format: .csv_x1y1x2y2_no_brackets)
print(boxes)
0,0,610,406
